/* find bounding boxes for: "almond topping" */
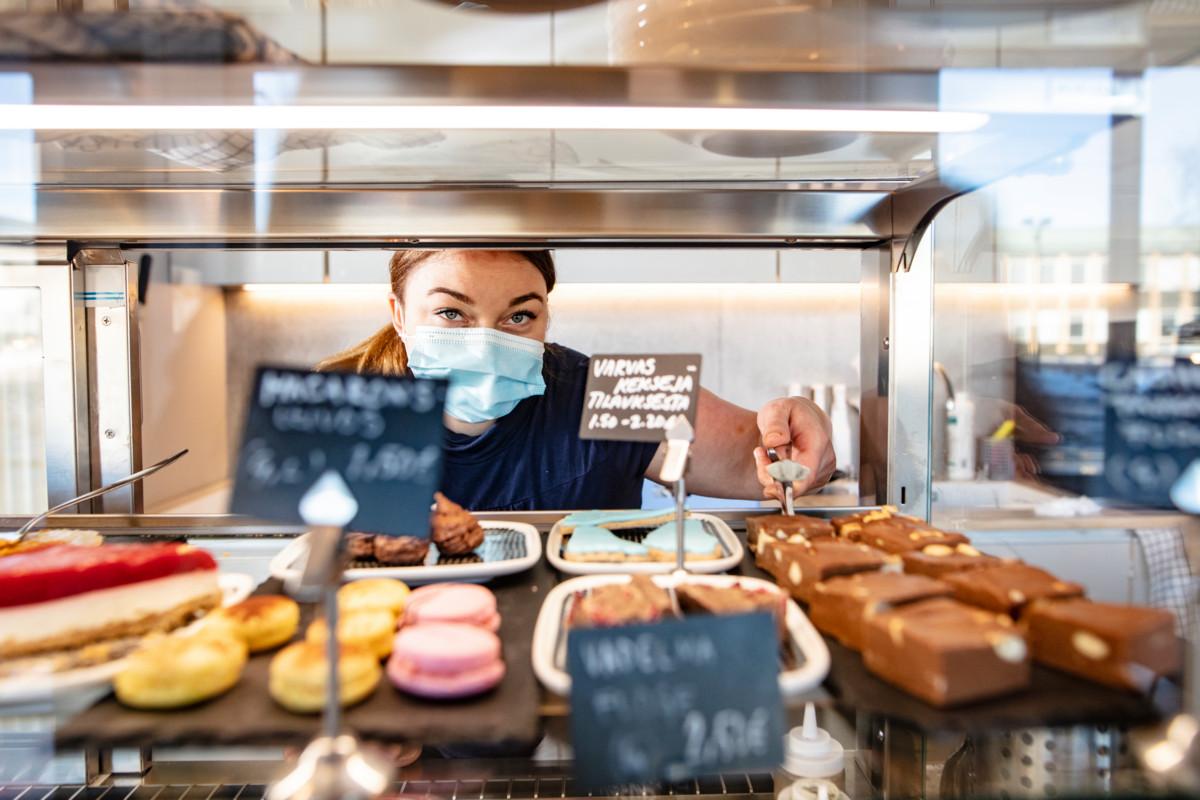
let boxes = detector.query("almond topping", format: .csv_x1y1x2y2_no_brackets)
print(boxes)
988,632,1028,663
956,544,981,557
1008,589,1027,605
922,544,954,557
1072,631,1110,660
888,618,905,646
788,562,802,586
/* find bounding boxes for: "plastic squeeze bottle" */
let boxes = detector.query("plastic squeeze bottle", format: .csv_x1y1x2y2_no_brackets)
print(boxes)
775,703,848,800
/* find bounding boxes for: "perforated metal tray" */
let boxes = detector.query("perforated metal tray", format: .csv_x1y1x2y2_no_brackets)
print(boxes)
268,521,541,585
546,512,744,575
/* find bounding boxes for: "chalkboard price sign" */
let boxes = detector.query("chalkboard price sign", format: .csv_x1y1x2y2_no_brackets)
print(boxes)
579,354,702,443
230,366,447,537
568,613,784,790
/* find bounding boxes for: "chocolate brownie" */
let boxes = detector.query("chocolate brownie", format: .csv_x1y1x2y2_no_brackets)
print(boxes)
568,576,674,629
430,492,485,555
344,532,377,560
372,535,430,566
845,520,970,555
675,582,788,637
862,598,1030,707
808,572,952,650
830,506,922,537
760,538,894,602
900,542,1001,578
1024,598,1181,692
745,514,834,550
943,562,1084,615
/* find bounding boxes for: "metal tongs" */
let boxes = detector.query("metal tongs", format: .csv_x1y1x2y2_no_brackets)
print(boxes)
766,447,810,517
15,448,189,539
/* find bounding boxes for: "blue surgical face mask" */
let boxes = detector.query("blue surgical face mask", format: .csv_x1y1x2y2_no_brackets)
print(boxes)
403,326,546,424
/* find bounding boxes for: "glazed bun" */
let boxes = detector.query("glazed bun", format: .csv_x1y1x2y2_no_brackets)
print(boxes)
268,641,381,714
115,632,247,709
208,595,300,652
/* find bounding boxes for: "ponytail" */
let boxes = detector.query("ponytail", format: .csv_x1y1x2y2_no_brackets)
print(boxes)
315,324,407,375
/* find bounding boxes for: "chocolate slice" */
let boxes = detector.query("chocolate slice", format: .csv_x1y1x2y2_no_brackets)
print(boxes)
943,562,1083,614
675,582,787,638
759,538,894,602
746,514,834,550
1024,598,1181,692
862,598,1030,707
830,506,922,537
568,575,674,629
900,542,1001,578
844,520,970,555
372,535,430,566
808,572,952,650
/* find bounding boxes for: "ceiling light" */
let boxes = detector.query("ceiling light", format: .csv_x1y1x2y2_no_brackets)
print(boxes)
0,105,989,133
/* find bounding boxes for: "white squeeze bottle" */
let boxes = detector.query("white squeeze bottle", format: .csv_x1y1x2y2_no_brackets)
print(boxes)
775,703,848,800
946,391,976,481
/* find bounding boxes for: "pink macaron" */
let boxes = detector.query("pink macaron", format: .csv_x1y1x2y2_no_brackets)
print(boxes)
401,583,500,631
388,623,505,699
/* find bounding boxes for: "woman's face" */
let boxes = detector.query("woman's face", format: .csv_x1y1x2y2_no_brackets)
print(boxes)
390,250,550,342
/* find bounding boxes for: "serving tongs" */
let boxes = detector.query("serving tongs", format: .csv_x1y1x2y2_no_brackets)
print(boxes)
14,448,189,539
765,447,811,517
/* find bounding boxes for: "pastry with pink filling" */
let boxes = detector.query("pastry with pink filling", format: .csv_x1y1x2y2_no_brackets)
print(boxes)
401,584,500,632
388,623,505,699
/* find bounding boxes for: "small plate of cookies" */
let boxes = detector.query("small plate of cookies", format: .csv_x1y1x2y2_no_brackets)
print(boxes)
269,494,541,585
546,510,744,576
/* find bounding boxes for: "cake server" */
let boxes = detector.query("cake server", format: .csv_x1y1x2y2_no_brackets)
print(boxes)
15,448,189,539
765,448,811,516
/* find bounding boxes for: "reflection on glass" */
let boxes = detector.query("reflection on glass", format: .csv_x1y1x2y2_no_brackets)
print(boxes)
0,287,47,515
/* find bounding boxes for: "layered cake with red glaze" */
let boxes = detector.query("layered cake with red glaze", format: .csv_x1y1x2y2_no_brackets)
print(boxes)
0,543,220,659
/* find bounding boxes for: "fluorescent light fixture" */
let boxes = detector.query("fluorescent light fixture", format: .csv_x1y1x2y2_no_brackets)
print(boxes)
240,283,386,298
0,105,988,133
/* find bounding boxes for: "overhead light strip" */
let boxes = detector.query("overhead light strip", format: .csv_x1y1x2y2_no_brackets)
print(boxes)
0,105,989,133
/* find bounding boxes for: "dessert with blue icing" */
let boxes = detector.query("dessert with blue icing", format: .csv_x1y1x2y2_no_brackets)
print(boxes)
561,525,650,562
641,519,724,561
556,508,677,534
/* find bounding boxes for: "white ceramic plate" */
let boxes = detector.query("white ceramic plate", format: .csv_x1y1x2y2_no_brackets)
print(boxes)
546,512,744,575
269,521,542,586
531,572,830,699
0,572,254,706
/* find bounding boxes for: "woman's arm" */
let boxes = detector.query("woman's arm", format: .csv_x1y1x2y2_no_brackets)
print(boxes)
645,389,836,501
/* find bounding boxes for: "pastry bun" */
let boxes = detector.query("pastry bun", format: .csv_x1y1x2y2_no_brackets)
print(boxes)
338,578,410,620
269,641,381,713
306,609,395,660
208,595,300,652
115,632,247,709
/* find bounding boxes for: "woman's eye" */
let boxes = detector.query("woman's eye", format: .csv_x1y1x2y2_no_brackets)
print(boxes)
436,309,462,321
510,311,535,325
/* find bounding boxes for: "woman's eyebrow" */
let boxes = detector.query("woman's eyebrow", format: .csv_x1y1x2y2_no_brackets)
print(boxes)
428,287,473,303
507,292,546,308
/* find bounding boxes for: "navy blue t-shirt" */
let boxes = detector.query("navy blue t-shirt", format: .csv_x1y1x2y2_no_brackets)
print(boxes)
438,345,660,512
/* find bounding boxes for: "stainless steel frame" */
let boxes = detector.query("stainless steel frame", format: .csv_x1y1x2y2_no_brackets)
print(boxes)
0,247,90,506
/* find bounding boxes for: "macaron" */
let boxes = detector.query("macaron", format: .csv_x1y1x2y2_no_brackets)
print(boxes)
401,584,500,632
387,623,505,699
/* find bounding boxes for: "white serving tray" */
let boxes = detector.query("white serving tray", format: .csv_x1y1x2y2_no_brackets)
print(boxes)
269,521,542,585
531,572,830,699
0,572,254,706
546,512,744,575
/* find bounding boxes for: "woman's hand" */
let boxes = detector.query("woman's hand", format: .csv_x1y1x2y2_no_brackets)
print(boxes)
752,397,836,502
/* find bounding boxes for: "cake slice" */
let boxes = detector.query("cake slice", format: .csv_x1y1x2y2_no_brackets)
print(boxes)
745,514,834,550
567,576,674,629
1023,598,1181,692
0,543,221,659
642,519,723,561
674,582,788,638
808,572,952,650
844,519,969,555
759,538,895,602
901,542,1001,578
562,526,649,562
862,598,1030,707
943,562,1083,615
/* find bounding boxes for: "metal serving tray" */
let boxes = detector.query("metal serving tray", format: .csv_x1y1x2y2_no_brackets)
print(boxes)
546,513,744,575
531,573,830,699
268,521,541,585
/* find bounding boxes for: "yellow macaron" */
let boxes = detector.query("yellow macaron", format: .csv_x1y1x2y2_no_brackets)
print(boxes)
338,578,410,620
306,609,396,660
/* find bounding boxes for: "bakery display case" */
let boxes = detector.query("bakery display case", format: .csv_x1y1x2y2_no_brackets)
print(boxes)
1,1,1198,798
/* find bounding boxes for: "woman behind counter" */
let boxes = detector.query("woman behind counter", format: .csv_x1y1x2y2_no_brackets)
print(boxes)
319,249,835,511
